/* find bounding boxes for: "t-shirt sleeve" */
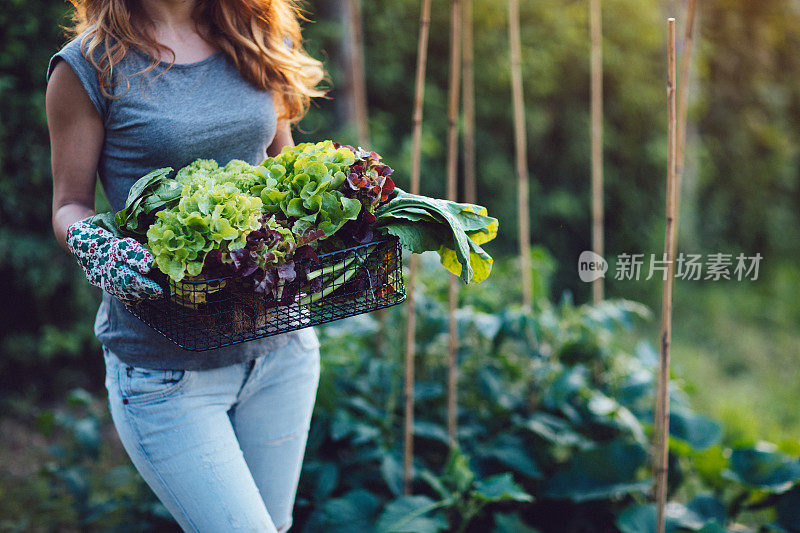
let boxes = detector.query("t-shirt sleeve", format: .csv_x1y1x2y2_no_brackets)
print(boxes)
46,37,108,121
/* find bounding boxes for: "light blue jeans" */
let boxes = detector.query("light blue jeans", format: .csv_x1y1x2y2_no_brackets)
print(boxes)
103,328,321,532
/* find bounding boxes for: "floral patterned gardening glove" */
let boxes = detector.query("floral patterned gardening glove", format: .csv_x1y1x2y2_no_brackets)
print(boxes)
66,219,163,302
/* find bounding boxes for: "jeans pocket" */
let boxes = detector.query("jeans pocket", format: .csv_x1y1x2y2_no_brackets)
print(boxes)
122,366,189,404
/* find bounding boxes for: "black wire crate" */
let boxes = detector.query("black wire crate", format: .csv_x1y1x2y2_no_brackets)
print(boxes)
126,237,406,351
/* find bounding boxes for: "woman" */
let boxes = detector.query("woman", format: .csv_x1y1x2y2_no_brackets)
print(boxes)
46,1,326,530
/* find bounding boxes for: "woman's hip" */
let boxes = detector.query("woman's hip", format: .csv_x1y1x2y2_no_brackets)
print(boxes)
100,328,321,531
101,327,320,410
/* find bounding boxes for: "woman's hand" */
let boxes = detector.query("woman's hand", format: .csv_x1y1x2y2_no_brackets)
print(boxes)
67,219,163,302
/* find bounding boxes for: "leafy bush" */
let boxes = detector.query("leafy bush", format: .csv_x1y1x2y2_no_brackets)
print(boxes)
3,254,800,531
0,390,176,532
296,258,800,532
3,0,800,529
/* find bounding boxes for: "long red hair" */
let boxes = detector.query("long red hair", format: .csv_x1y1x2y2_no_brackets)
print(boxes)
66,0,326,123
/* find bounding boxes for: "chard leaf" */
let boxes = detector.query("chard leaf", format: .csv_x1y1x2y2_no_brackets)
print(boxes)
437,241,494,284
375,189,498,283
467,216,499,246
124,167,173,209
114,167,175,236
84,212,122,237
380,209,445,224
380,222,446,254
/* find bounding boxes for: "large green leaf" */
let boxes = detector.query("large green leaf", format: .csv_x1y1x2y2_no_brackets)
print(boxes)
378,207,444,224
114,167,175,235
83,213,121,237
669,408,723,452
471,473,533,503
413,421,450,444
540,440,650,502
727,447,800,492
479,435,543,479
438,236,494,283
616,503,721,533
375,496,448,533
304,489,381,533
687,495,727,525
122,167,174,211
517,412,593,449
541,365,588,410
692,446,729,489
303,460,339,501
381,453,404,497
381,221,444,254
375,188,497,283
493,512,541,533
443,448,475,494
586,391,646,445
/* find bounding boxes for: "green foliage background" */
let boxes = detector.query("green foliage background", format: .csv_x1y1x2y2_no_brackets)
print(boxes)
2,0,800,531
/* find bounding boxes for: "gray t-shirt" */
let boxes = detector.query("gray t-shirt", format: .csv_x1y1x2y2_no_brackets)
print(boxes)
47,31,297,370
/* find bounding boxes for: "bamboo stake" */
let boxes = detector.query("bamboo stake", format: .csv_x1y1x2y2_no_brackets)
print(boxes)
672,0,698,260
462,0,477,205
509,0,532,309
346,0,388,359
590,0,604,303
656,3,697,473
347,0,369,147
347,0,390,375
403,0,432,495
447,276,459,445
655,18,678,533
446,0,462,447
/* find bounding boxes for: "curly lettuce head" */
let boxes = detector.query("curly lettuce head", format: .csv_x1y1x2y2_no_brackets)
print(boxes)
256,141,360,238
175,159,219,188
147,182,263,281
216,159,263,192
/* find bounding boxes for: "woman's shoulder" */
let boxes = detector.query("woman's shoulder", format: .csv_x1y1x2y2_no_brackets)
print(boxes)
48,29,97,71
47,28,109,119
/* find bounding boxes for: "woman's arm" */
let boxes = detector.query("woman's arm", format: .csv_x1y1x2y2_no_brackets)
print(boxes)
45,62,162,301
266,120,294,157
46,60,105,251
